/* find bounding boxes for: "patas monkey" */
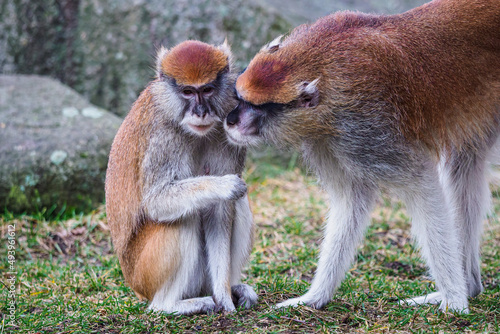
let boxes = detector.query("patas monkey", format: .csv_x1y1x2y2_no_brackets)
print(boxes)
225,0,500,313
105,40,257,315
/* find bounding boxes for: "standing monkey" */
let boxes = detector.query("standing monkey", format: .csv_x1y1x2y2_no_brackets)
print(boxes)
225,0,500,313
105,40,257,315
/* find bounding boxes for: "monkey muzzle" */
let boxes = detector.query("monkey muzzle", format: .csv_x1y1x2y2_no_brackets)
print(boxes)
225,106,240,126
182,103,218,136
226,101,263,130
193,103,209,119
224,102,264,146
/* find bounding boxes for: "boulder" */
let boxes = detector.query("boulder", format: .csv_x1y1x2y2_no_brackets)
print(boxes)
0,0,427,118
0,0,291,116
0,75,122,213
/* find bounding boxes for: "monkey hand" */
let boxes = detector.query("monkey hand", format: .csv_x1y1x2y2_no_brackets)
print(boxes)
220,174,248,200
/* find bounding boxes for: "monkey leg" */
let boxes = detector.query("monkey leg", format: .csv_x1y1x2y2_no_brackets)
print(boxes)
126,223,181,302
276,178,377,309
202,203,237,313
399,163,469,313
229,196,258,309
443,149,489,298
131,218,213,315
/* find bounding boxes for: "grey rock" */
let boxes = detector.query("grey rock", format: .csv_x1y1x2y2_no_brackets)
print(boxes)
0,0,427,118
0,0,291,116
0,75,122,213
62,107,79,118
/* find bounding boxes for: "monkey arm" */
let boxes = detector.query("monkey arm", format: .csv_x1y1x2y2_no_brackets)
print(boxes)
141,174,247,222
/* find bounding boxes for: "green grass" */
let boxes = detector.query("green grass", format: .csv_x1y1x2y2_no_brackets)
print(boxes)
1,161,499,333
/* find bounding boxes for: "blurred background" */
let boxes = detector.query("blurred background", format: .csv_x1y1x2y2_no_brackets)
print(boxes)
0,0,427,214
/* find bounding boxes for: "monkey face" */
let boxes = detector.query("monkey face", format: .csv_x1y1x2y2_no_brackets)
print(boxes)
224,80,320,146
155,70,237,138
176,82,221,136
154,40,236,137
224,34,322,146
224,101,282,146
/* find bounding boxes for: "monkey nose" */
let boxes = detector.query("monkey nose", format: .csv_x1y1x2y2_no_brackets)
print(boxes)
226,107,240,126
193,104,208,118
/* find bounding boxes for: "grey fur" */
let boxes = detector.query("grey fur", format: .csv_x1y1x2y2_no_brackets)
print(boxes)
140,56,257,315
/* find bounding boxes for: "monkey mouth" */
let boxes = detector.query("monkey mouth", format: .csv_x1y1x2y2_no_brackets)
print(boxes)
225,131,244,145
225,127,262,147
187,122,215,134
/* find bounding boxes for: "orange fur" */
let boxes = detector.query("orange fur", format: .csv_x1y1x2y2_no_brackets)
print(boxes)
126,222,180,300
237,0,500,150
236,57,293,104
106,86,172,298
161,40,228,86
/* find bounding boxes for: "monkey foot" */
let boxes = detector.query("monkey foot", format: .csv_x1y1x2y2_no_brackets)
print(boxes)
274,293,327,310
212,296,236,314
231,284,258,309
148,296,217,315
400,292,469,314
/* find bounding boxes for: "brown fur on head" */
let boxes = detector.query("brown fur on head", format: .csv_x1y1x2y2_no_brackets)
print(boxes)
234,12,373,106
157,40,232,86
235,33,324,106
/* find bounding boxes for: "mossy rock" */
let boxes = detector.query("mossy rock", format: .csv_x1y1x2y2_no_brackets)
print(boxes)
0,75,122,214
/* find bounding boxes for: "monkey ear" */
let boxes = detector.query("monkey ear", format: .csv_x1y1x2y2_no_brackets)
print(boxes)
156,46,169,79
218,38,233,63
261,35,283,53
297,79,320,108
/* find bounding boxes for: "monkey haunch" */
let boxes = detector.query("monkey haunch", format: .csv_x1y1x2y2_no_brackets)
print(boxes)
225,0,500,313
105,40,257,315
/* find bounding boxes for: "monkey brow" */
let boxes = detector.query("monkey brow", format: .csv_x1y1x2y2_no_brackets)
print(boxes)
165,65,229,89
246,101,290,115
171,76,223,92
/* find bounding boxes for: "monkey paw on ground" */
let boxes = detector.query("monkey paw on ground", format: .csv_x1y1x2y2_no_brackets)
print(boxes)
231,284,258,309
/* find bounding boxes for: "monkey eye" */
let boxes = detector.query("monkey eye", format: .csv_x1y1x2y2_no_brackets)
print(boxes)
202,86,214,95
182,88,195,97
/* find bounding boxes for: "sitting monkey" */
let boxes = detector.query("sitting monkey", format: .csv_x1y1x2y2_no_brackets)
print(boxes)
105,40,257,315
